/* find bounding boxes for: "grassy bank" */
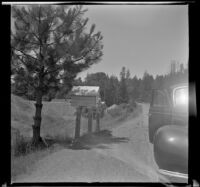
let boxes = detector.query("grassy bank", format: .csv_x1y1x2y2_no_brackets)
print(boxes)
11,94,140,180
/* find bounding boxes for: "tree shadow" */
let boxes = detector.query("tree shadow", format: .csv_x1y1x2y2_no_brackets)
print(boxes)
68,129,129,150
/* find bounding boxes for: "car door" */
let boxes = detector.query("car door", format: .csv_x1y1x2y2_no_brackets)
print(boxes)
148,89,172,143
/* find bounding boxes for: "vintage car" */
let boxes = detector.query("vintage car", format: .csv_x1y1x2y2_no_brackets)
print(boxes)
148,83,188,183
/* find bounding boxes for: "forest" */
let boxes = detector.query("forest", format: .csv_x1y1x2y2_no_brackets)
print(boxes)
12,61,188,107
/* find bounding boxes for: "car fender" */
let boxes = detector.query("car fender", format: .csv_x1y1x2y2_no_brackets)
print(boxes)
153,125,188,174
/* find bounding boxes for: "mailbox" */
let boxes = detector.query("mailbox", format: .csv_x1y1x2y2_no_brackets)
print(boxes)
70,86,100,107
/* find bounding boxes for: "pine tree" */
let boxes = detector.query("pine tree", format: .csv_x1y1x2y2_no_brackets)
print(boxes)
118,67,129,103
125,69,131,80
11,5,103,147
85,72,108,101
105,75,119,106
141,71,154,102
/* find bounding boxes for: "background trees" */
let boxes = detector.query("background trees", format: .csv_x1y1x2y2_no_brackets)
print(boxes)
118,67,129,104
84,72,109,101
105,75,120,106
73,62,188,107
140,71,154,102
11,5,103,147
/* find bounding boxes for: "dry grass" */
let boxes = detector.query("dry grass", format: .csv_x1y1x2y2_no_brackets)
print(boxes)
11,145,61,182
11,95,75,180
11,94,141,180
11,94,75,138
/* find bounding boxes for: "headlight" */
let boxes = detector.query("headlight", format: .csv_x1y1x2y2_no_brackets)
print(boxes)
174,87,188,106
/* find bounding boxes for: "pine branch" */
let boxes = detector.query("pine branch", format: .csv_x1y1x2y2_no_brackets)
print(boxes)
13,55,40,77
13,67,38,91
12,46,39,62
14,8,41,42
40,16,55,44
44,66,61,76
46,31,71,46
72,38,100,64
46,21,86,47
13,53,27,67
48,15,56,32
46,8,82,46
12,34,40,46
49,7,78,33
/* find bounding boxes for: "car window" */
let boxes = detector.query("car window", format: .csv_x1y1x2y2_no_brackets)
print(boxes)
173,86,188,107
153,90,170,107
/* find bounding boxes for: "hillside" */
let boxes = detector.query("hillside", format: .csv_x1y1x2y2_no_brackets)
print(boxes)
11,94,140,143
11,95,76,139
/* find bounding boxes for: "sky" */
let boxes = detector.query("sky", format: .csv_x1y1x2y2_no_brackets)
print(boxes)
11,4,188,80
77,4,188,80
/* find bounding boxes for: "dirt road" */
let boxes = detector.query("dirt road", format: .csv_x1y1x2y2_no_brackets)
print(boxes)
14,103,160,182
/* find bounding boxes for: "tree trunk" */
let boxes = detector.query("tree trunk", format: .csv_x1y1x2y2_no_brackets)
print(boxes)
31,89,44,148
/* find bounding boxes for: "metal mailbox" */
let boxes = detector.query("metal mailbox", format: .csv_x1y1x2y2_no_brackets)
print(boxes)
70,86,100,107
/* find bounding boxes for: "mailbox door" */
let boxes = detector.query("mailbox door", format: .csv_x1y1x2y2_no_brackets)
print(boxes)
71,95,97,107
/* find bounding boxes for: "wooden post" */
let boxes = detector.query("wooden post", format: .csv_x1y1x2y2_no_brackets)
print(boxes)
74,106,82,139
88,108,93,133
96,108,100,132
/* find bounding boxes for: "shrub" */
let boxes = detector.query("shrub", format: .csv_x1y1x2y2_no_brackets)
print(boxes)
107,104,124,117
13,135,31,156
11,145,53,181
44,133,72,146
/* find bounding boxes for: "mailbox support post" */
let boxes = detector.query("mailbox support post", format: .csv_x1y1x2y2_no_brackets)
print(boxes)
88,108,93,133
96,108,100,132
74,106,82,139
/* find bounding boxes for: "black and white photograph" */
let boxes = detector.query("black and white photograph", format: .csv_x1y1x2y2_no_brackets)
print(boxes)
9,2,191,184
